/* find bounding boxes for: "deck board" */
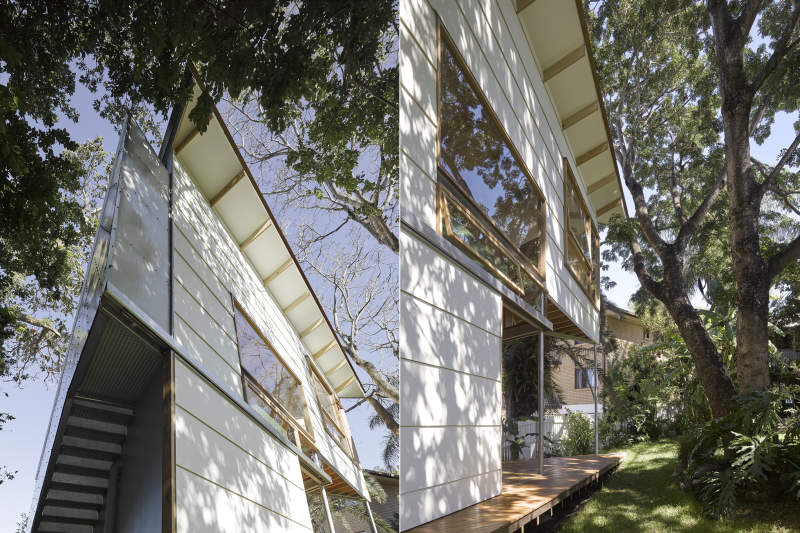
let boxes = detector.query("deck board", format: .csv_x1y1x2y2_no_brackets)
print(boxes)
406,454,621,533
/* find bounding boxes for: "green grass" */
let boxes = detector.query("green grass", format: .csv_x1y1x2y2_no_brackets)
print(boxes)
559,439,800,533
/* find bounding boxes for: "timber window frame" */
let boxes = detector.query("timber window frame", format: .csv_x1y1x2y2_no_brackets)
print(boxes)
309,363,357,460
574,367,595,390
562,160,600,307
435,21,547,305
232,300,315,449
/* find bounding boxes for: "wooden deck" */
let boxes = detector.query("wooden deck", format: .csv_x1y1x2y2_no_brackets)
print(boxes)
407,454,621,533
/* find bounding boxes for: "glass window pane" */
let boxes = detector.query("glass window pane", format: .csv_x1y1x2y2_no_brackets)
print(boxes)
446,195,520,285
566,183,590,258
234,308,307,422
439,40,544,268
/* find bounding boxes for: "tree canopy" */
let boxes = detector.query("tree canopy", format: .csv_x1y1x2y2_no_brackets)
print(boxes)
590,0,800,418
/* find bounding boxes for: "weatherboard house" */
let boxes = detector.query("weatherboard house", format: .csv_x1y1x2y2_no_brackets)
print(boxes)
400,0,626,529
28,75,378,532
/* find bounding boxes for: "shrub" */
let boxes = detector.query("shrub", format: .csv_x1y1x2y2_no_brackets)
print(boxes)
681,390,800,519
561,410,594,456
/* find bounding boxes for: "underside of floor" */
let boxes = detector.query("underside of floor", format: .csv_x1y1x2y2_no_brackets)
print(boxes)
406,454,621,533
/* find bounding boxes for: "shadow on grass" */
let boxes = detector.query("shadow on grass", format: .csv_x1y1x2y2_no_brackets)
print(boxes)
557,440,800,533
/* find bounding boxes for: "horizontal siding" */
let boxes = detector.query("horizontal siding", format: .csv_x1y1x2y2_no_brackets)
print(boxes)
401,232,502,335
176,468,310,533
400,467,502,530
400,293,501,380
401,359,500,427
400,228,503,527
401,426,501,494
175,407,309,519
172,159,367,498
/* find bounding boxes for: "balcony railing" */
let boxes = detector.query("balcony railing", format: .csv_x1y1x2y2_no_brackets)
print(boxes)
243,374,314,453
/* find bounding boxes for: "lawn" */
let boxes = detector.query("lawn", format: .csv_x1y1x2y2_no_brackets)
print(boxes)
559,439,800,533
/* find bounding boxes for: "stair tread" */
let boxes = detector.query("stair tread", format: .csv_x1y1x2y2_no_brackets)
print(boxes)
41,505,99,521
38,521,94,533
46,488,104,507
72,397,134,416
66,415,127,435
61,435,122,454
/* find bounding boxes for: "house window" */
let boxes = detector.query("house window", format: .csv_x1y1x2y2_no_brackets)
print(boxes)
563,161,599,305
310,366,356,460
437,27,546,307
233,303,310,441
575,368,595,390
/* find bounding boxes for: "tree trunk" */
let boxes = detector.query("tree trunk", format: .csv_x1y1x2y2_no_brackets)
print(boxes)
714,13,772,392
665,294,737,417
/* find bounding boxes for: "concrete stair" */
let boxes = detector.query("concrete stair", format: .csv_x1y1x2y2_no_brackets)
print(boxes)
35,397,133,533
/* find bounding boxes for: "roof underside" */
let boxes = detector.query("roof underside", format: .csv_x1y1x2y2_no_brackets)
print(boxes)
171,76,364,399
517,0,627,224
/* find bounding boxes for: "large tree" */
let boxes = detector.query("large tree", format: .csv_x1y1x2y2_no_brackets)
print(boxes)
590,0,800,418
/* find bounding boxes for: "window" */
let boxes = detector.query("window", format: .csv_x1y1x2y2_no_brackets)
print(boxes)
437,27,546,306
233,303,310,442
575,368,595,390
310,367,356,460
563,161,599,305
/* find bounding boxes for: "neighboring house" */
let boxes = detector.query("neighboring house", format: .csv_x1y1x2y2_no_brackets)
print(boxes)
551,303,649,415
27,72,377,533
400,0,626,530
341,470,400,532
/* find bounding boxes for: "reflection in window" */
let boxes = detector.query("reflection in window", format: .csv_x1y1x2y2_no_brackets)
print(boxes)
234,305,308,434
438,35,545,275
310,369,355,459
564,163,599,304
440,185,543,307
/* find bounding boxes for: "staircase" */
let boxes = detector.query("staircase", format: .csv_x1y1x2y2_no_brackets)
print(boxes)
36,397,133,533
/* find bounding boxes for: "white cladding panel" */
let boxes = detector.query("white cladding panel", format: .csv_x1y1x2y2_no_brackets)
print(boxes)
174,359,312,532
108,122,171,331
399,230,503,529
171,158,367,498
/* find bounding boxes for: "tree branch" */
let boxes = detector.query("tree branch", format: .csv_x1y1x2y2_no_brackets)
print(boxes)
16,314,61,338
624,173,668,252
768,234,800,280
758,128,800,194
366,396,398,434
676,163,727,250
630,237,666,300
749,1,800,94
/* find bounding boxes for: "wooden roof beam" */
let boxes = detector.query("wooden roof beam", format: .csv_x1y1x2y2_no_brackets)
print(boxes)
283,292,311,314
174,129,200,154
327,357,349,375
300,317,324,338
263,258,293,285
543,45,585,82
587,172,617,195
240,219,274,250
562,101,598,130
576,142,608,166
209,169,245,207
335,375,356,394
313,340,337,360
597,198,622,217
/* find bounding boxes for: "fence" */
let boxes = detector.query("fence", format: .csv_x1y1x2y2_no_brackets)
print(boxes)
502,414,569,461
